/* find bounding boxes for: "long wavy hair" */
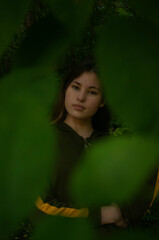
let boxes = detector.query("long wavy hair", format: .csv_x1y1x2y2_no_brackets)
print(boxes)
51,60,111,133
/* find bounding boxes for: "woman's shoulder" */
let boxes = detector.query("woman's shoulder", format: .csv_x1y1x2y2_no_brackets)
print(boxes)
53,121,71,132
53,121,83,142
53,121,109,142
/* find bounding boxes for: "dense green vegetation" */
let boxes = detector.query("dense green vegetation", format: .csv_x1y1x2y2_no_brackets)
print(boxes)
0,0,159,239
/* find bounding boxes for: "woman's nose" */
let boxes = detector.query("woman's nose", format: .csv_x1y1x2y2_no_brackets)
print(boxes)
77,91,86,102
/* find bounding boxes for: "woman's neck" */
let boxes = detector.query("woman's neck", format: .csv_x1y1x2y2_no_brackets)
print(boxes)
64,116,93,139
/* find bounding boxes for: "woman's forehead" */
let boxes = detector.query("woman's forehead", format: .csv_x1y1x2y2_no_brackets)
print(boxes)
72,71,101,88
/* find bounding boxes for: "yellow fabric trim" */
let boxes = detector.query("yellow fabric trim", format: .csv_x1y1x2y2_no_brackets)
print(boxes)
36,197,89,218
150,167,159,207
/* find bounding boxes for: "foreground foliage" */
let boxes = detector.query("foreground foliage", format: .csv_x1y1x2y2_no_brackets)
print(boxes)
0,0,159,239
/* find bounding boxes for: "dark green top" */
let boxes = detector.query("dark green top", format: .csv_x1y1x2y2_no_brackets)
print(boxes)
44,122,107,209
34,122,157,228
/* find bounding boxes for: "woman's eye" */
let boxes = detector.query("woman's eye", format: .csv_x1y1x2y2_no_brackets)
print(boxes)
72,85,79,90
89,91,97,95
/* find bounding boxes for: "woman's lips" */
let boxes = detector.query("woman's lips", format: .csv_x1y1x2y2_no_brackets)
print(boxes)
73,104,85,111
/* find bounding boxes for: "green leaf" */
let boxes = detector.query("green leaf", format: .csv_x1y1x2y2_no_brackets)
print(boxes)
0,67,58,110
14,13,70,68
96,16,159,134
15,0,94,68
127,0,159,28
0,68,57,237
70,135,158,206
33,216,95,240
0,0,31,57
46,0,94,40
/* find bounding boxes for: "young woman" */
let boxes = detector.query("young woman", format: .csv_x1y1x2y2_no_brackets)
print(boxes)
35,60,128,228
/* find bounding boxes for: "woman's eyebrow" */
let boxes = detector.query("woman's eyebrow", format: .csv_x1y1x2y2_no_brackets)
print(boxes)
73,81,101,91
73,81,81,85
89,86,101,91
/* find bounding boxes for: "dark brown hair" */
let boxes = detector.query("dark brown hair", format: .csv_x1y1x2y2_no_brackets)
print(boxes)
51,60,111,132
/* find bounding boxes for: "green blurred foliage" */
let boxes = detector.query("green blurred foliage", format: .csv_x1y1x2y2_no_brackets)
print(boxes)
33,216,95,240
0,0,159,239
96,16,159,134
14,13,70,68
0,68,58,237
70,135,158,206
126,0,159,28
0,2,49,76
56,0,118,77
0,0,31,58
13,0,95,69
46,0,94,40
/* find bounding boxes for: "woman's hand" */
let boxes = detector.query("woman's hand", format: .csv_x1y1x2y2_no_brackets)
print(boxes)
101,204,128,228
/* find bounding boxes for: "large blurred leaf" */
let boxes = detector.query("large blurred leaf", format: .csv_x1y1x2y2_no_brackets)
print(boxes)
47,0,94,40
0,68,57,237
126,0,159,28
14,13,70,68
96,17,159,134
0,67,58,109
0,0,31,57
33,215,95,240
15,0,94,68
70,135,159,207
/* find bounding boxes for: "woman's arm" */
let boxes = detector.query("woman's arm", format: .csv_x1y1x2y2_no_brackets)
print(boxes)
36,197,89,218
36,198,128,228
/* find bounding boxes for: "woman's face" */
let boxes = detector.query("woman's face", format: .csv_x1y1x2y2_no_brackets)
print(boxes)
64,71,104,122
